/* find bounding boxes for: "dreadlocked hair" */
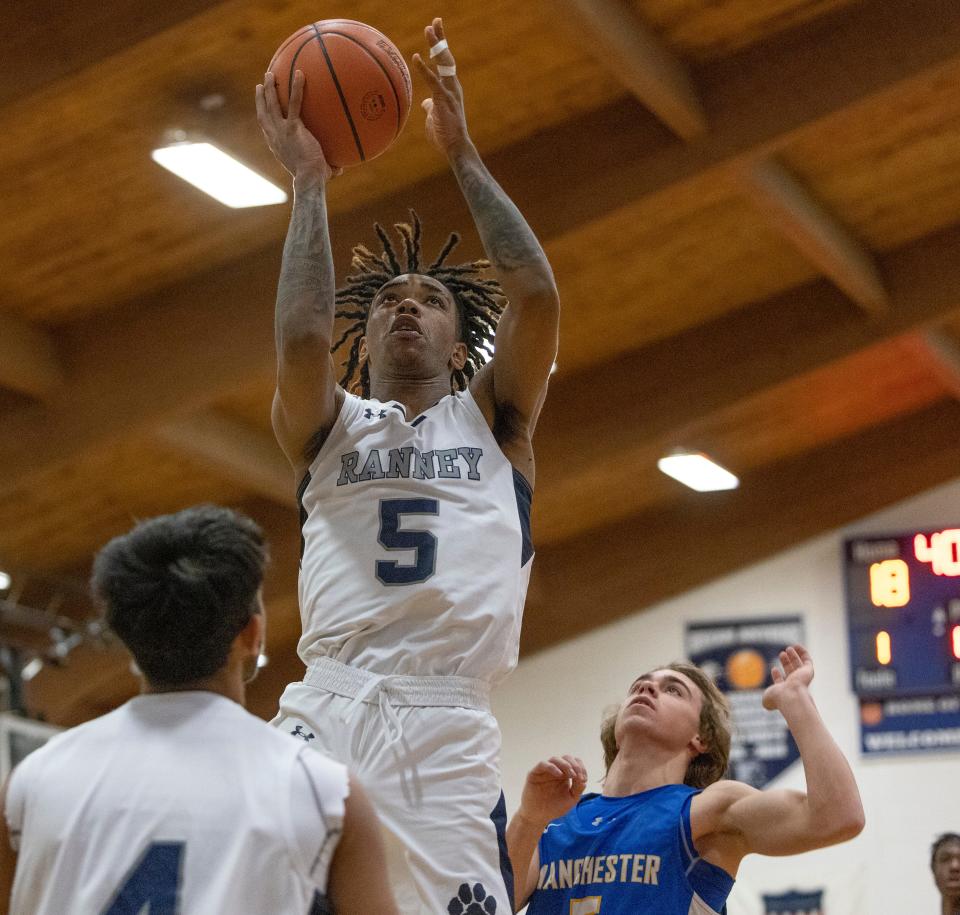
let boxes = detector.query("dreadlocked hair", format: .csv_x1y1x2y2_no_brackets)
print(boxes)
332,211,505,397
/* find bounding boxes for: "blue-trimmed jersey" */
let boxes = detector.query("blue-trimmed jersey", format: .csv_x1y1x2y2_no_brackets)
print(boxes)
297,389,534,683
527,785,734,915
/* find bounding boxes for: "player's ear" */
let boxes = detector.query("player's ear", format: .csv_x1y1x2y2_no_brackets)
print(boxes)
237,610,265,657
450,341,467,371
359,336,369,363
689,734,707,757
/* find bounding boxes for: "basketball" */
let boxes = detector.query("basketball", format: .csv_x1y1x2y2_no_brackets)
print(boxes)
268,20,412,168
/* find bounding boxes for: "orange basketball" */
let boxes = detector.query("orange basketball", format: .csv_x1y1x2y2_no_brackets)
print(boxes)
268,20,412,168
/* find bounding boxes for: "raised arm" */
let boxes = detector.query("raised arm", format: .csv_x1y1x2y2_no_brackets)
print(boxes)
256,69,343,471
413,20,560,433
694,646,865,870
506,755,587,911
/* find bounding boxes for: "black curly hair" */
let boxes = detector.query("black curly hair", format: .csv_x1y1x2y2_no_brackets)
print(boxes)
332,211,505,397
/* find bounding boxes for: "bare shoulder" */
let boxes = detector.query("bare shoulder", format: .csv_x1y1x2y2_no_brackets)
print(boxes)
690,781,755,875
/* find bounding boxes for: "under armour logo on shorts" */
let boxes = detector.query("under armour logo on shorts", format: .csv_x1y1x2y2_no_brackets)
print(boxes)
291,724,316,742
447,882,497,915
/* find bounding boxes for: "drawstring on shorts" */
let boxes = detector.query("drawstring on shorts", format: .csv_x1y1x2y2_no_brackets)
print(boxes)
304,656,491,750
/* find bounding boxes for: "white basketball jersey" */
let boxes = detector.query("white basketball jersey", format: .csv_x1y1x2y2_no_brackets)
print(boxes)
297,389,534,682
5,692,348,915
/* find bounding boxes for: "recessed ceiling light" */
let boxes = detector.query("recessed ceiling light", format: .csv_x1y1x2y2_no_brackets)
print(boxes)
657,452,739,492
257,653,269,669
151,142,287,208
0,571,10,590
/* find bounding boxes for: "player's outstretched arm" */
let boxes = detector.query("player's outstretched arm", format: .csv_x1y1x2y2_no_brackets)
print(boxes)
506,756,587,911
413,19,560,434
694,646,864,868
327,775,399,915
256,70,343,472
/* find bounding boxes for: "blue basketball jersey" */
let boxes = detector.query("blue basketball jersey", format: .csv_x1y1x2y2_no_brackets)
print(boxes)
526,784,734,915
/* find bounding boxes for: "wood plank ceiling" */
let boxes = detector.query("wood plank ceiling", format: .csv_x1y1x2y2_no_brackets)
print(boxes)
3,0,960,723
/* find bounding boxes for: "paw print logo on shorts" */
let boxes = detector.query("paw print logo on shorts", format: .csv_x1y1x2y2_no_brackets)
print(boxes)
447,882,497,915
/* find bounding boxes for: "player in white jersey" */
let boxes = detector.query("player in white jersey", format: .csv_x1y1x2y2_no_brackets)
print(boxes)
256,16,559,913
0,505,397,915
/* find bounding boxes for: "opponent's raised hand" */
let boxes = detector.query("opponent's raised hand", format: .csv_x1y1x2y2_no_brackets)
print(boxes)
762,644,815,711
255,70,341,186
518,756,588,827
412,18,471,156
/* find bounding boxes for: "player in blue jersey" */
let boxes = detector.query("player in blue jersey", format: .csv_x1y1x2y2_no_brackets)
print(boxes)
507,645,864,914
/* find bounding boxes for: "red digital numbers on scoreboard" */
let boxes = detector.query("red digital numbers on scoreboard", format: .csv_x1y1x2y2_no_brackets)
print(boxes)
914,529,960,576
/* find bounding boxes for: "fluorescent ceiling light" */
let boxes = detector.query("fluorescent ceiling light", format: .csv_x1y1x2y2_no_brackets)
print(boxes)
151,142,287,208
0,571,10,590
21,658,43,682
657,452,739,492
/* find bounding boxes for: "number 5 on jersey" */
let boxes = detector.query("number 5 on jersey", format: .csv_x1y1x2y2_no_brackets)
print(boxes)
376,498,439,585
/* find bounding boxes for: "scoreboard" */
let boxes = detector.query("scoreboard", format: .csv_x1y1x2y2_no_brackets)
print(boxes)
844,528,960,698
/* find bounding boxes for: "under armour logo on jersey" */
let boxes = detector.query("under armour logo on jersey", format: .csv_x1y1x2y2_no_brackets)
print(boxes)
447,883,496,915
364,408,387,419
291,725,316,742
591,816,604,826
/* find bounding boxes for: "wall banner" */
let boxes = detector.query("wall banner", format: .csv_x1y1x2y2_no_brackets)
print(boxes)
762,889,824,914
686,616,803,788
859,692,960,755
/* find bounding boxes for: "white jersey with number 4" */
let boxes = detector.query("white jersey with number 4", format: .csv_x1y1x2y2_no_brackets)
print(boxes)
297,389,534,682
5,692,348,915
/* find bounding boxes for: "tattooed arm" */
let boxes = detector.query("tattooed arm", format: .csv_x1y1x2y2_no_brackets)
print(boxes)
256,69,343,472
413,20,560,444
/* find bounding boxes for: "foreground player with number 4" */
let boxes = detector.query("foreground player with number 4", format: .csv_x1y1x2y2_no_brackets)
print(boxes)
508,645,865,914
0,506,397,914
257,16,559,914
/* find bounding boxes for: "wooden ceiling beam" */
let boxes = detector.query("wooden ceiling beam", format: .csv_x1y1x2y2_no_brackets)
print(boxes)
523,398,960,655
503,0,960,243
0,250,279,488
902,327,960,401
548,0,706,139
534,220,960,480
0,313,64,399
0,0,222,110
0,0,958,490
739,157,889,313
2,217,960,499
155,410,295,507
